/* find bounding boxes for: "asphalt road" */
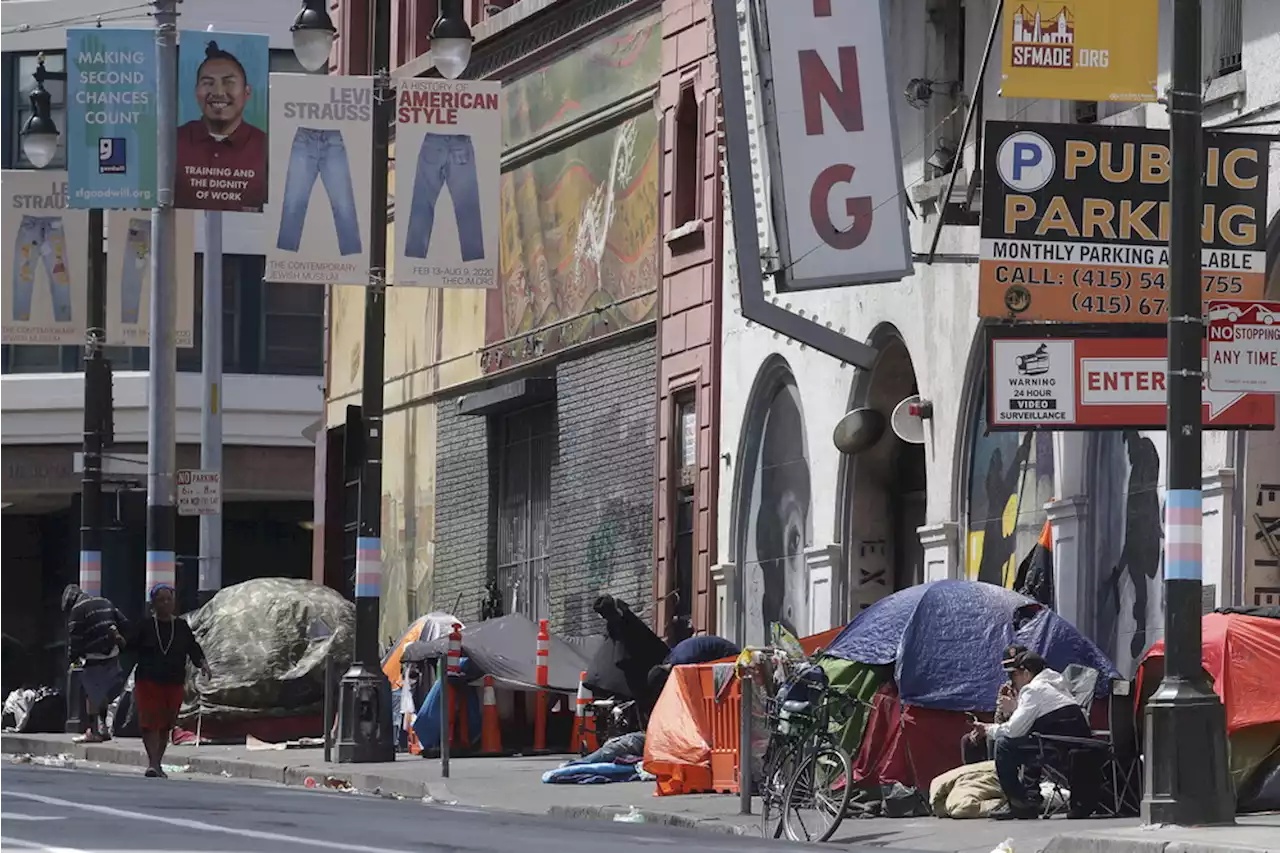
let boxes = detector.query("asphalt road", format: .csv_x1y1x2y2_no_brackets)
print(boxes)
1,763,825,853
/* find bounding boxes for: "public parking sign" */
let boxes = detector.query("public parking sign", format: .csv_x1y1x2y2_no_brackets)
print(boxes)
177,469,221,516
1207,300,1280,394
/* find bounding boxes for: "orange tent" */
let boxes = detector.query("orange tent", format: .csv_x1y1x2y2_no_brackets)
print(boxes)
1139,613,1280,735
643,663,714,795
382,613,461,690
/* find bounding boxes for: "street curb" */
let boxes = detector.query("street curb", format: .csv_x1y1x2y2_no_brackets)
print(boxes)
1043,833,1279,853
546,804,749,836
1,734,458,805
4,734,743,836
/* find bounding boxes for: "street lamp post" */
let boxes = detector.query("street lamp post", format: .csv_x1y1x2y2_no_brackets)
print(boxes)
23,54,113,735
291,0,472,763
1142,0,1235,827
22,56,113,605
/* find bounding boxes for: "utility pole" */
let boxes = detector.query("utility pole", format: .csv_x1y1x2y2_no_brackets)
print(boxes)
1142,0,1235,827
339,0,396,763
290,0,472,764
146,0,180,600
198,209,223,606
22,55,114,733
82,208,111,600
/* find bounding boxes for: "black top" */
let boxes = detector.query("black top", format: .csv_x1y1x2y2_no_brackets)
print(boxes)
127,616,206,685
67,594,129,661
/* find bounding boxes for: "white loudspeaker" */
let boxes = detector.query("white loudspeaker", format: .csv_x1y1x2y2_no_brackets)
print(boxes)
890,395,929,445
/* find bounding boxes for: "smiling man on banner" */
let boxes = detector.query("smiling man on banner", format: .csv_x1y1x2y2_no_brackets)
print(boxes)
176,38,268,212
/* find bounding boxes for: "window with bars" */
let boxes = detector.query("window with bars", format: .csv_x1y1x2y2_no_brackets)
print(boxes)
494,403,555,621
1215,0,1243,76
671,395,697,631
12,52,67,170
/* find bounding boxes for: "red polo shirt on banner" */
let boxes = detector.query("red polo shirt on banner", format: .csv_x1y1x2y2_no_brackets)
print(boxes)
174,120,268,212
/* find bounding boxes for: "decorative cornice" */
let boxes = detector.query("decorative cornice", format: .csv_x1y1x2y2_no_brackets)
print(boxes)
468,0,657,80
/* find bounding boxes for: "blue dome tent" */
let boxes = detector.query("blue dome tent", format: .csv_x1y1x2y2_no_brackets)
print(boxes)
824,580,1119,711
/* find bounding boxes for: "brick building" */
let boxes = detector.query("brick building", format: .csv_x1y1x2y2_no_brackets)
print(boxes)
319,0,721,642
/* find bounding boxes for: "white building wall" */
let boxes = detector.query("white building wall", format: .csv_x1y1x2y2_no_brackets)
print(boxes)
717,0,1280,659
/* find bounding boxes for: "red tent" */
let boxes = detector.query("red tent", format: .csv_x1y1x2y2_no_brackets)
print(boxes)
851,682,972,790
1138,613,1280,735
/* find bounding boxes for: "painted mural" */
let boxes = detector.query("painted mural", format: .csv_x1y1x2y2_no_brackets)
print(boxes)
1087,431,1165,675
501,14,661,151
966,384,1056,589
482,15,662,374
740,379,813,647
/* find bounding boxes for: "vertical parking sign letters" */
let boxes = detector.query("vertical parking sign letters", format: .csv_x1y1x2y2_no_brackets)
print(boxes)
757,0,913,290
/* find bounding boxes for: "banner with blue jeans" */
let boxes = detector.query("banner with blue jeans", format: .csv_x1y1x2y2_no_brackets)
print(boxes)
67,28,159,209
265,74,373,286
394,78,501,288
105,209,196,347
1,170,87,345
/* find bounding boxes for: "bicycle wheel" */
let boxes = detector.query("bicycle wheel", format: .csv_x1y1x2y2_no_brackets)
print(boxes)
780,743,854,843
759,748,795,839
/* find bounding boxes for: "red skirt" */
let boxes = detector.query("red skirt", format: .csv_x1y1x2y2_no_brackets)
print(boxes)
134,680,184,732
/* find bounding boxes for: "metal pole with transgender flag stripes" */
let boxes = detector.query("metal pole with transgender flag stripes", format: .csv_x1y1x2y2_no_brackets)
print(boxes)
1140,0,1234,827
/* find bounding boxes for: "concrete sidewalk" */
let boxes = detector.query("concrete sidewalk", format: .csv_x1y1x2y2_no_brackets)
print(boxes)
4,732,1276,853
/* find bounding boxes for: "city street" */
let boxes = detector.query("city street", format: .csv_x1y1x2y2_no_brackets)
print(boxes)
0,763,819,853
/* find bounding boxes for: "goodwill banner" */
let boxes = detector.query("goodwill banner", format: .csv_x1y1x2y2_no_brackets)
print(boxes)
66,28,158,209
176,31,269,212
1,170,88,345
265,74,373,286
979,121,1270,323
394,79,501,287
106,210,196,348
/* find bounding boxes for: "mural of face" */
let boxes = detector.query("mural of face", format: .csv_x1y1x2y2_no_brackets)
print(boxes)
743,381,812,645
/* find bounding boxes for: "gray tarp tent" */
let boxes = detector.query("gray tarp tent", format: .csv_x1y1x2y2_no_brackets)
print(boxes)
401,613,605,693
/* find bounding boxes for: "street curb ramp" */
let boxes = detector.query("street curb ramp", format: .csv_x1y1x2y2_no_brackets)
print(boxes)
1044,834,1280,853
546,805,747,835
1,734,458,804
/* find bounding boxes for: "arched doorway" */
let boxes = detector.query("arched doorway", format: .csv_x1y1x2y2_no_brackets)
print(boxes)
840,329,927,613
731,356,813,646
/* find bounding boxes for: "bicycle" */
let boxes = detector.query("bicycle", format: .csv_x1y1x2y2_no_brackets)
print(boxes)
758,681,856,843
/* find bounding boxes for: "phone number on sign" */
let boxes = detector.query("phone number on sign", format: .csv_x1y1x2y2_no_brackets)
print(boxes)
1071,269,1246,294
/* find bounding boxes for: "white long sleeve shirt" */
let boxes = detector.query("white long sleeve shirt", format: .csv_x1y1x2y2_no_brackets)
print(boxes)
984,669,1079,740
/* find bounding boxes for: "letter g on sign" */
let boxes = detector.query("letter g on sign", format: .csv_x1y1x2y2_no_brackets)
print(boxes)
810,164,873,250
997,131,1055,192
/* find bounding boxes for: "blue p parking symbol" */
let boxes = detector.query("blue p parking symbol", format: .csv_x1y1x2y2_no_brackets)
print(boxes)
996,131,1054,192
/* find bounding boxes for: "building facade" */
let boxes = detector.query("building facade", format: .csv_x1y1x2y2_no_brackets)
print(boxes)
713,0,1280,674
321,0,673,643
2,0,324,680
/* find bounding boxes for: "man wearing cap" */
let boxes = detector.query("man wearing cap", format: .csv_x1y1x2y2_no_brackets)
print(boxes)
970,650,1096,820
62,584,129,743
960,644,1028,765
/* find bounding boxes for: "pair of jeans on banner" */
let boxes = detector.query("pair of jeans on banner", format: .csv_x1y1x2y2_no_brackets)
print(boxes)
276,128,363,257
12,216,73,322
405,134,485,262
120,218,150,325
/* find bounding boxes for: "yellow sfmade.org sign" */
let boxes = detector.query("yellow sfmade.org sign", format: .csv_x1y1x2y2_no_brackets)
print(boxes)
1001,0,1159,103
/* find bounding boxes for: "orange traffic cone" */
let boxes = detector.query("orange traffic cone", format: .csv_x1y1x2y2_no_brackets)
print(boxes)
572,670,599,755
480,675,502,754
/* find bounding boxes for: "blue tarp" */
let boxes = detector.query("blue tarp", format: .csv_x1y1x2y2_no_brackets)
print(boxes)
825,580,1119,712
411,658,482,750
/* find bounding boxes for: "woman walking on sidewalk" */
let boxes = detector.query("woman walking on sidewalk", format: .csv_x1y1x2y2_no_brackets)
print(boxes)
123,584,211,777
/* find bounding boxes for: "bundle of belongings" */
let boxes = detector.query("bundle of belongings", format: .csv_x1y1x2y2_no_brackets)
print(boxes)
542,732,656,785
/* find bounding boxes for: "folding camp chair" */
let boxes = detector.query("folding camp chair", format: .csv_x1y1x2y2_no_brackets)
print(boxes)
1033,675,1141,818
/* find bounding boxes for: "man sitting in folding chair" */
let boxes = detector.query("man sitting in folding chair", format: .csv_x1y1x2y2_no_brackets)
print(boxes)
969,650,1097,820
